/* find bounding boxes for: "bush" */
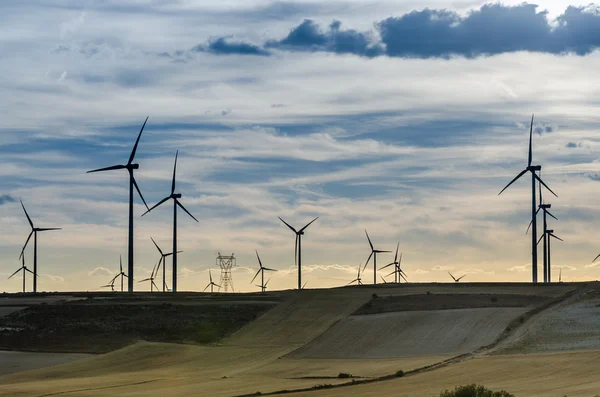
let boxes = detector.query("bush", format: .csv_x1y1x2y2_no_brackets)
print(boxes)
395,370,405,377
439,384,515,397
338,372,352,378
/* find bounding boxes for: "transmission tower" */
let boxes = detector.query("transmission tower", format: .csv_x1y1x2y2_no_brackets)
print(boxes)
216,252,235,292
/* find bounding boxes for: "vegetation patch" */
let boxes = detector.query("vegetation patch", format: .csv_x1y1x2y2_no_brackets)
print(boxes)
0,301,274,353
354,293,549,315
438,384,515,397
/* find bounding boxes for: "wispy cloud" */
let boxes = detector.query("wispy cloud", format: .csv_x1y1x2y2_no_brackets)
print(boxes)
0,194,16,206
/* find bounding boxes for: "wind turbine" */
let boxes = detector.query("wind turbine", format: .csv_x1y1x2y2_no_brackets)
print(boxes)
18,201,61,293
559,268,563,283
87,117,150,292
150,237,181,292
278,216,318,290
251,250,277,292
8,255,35,293
363,230,391,285
203,270,220,293
347,264,363,286
101,279,116,292
526,170,558,283
380,243,407,283
538,229,563,283
108,255,128,292
143,151,198,292
448,272,465,282
499,114,557,283
138,262,160,292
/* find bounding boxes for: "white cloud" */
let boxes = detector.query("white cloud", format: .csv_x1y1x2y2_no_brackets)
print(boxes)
88,267,113,277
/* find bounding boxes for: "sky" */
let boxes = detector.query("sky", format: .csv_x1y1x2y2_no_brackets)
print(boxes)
2,0,600,292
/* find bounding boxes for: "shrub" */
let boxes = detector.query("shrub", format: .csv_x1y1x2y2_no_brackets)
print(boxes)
439,384,515,397
338,372,352,378
490,297,498,303
395,370,405,377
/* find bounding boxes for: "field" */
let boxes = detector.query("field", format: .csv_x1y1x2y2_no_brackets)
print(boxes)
0,282,597,397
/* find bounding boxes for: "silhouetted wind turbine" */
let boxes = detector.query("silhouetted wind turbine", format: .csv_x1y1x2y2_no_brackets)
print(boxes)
526,170,558,283
499,114,557,283
363,230,391,285
150,237,181,292
448,272,465,282
203,270,220,293
143,151,198,292
87,117,150,292
251,250,277,292
107,255,128,292
139,262,159,292
347,264,363,286
101,279,116,292
538,228,563,283
8,255,35,293
278,216,318,290
559,268,562,283
18,201,61,293
380,243,407,283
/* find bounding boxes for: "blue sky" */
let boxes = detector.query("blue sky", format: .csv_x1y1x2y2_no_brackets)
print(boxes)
2,1,600,292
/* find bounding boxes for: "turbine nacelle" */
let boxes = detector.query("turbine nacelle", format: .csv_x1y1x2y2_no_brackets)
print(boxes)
527,165,541,172
540,204,551,209
171,193,182,199
128,163,140,170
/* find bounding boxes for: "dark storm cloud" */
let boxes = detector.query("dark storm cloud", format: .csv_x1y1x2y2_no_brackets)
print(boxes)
265,19,384,57
0,194,16,205
193,37,270,56
192,3,600,59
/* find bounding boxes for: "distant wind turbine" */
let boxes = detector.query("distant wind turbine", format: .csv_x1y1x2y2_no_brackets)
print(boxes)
448,272,465,282
143,151,198,292
257,278,271,292
107,255,128,292
18,201,61,293
537,229,563,283
8,254,35,293
278,216,318,290
499,114,557,283
363,230,391,285
87,117,150,292
251,250,277,292
150,237,181,292
139,262,160,292
203,270,220,293
101,279,116,292
380,243,407,283
347,264,363,286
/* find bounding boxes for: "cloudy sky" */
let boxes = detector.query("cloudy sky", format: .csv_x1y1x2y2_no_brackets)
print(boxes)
2,0,600,292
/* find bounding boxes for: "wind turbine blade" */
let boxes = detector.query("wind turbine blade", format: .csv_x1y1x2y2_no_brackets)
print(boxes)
203,284,210,292
214,283,220,288
534,174,558,198
528,114,534,167
302,281,307,289
138,278,151,282
250,269,261,284
209,269,213,283
19,230,34,259
132,176,150,211
550,233,563,241
547,211,558,221
379,263,395,270
537,234,545,245
386,270,395,278
526,219,533,235
294,235,298,268
120,255,122,273
380,275,387,284
37,228,61,232
128,116,149,165
142,196,170,216
363,251,373,272
593,253,600,263
347,279,358,286
539,169,543,204
264,278,270,287
401,274,408,282
8,268,22,280
398,252,402,266
498,169,528,195
255,250,263,269
109,274,119,284
299,217,319,232
374,250,392,253
278,217,297,233
152,281,159,291
86,164,126,173
150,237,163,255
457,275,465,281
365,230,374,251
20,201,34,228
394,242,399,263
448,271,456,281
176,200,199,222
263,267,277,272
25,268,35,275
171,150,178,195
